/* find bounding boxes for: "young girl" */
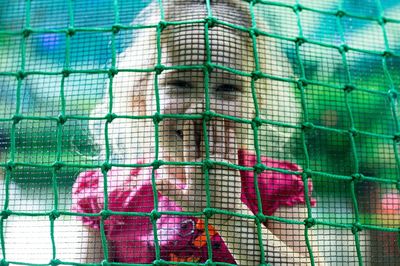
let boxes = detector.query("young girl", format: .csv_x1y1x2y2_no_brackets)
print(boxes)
73,0,323,264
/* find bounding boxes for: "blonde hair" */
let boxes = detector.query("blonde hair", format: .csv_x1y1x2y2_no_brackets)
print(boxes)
90,0,300,163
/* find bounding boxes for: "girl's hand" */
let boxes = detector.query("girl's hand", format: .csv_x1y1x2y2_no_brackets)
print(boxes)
156,118,245,224
156,119,323,265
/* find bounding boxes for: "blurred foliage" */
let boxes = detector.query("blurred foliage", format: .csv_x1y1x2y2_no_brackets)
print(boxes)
0,0,399,193
1,3,399,262
0,0,151,180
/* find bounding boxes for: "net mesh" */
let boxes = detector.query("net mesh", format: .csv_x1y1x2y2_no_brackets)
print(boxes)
0,0,399,265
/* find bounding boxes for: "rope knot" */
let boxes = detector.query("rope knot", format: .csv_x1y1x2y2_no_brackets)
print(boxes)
17,70,27,80
256,213,267,223
254,162,267,175
67,27,76,36
344,84,356,93
335,10,346,17
111,24,122,34
153,259,167,266
378,17,387,25
304,218,316,228
351,222,363,234
12,114,23,124
205,16,217,28
100,210,111,220
202,111,214,122
57,114,67,125
251,70,263,81
204,259,215,266
348,128,358,137
339,44,349,53
249,28,260,38
50,259,61,266
152,160,163,170
302,122,314,131
101,162,112,173
152,112,163,124
204,62,214,73
352,173,363,181
108,67,118,78
150,209,161,222
49,209,61,220
22,28,32,38
157,21,168,32
154,64,165,75
295,36,306,45
62,69,71,77
297,78,308,88
1,209,11,220
203,208,214,218
105,112,117,123
203,159,214,170
52,161,64,171
388,88,398,100
6,160,15,171
292,4,303,12
251,117,262,130
383,50,393,57
302,169,312,180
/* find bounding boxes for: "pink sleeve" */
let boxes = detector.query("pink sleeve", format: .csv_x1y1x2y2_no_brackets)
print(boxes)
238,149,316,216
72,167,154,230
72,170,103,229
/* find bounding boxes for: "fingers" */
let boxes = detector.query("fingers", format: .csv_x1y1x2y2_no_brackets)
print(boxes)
207,119,242,212
183,120,203,193
182,118,237,163
208,118,234,162
183,120,198,162
226,124,238,164
156,178,189,203
158,118,241,213
213,118,226,156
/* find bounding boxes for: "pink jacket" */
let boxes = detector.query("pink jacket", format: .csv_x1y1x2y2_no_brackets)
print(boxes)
72,149,315,263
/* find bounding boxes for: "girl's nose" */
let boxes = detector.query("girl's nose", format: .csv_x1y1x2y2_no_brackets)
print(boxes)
184,100,206,115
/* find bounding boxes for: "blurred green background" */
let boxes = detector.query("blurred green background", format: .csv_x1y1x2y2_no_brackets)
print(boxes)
0,0,152,183
0,0,399,259
1,0,399,182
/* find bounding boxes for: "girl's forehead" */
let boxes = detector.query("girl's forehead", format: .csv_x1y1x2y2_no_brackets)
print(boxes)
164,1,251,26
160,1,254,72
161,25,254,72
159,69,249,85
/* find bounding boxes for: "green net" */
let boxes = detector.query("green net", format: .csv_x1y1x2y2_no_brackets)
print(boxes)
0,0,399,265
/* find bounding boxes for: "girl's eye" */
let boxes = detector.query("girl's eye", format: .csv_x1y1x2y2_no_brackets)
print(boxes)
167,80,191,90
215,84,239,93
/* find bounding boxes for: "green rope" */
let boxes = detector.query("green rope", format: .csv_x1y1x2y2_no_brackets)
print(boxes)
202,0,214,261
248,1,268,263
293,1,316,264
334,2,363,264
0,0,399,265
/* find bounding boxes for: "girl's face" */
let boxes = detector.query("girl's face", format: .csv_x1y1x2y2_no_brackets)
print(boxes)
102,1,298,167
146,21,255,177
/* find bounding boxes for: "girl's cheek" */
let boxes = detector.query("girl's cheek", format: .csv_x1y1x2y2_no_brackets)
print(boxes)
160,96,189,115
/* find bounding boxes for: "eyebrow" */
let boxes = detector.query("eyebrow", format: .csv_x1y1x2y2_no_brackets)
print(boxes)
159,70,248,85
